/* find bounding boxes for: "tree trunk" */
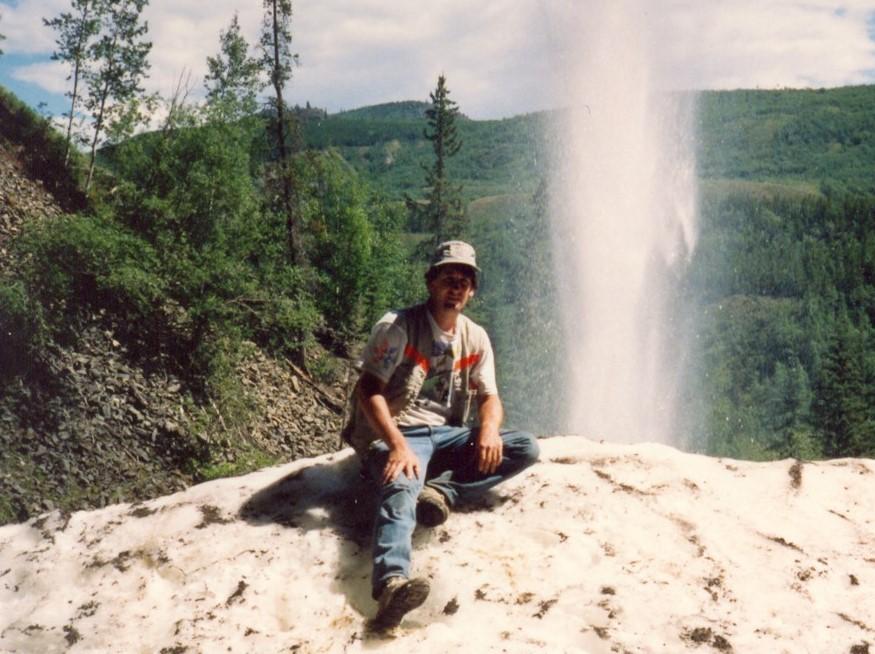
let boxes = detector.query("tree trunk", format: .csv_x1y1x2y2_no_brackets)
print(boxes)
63,1,91,168
64,59,82,167
270,0,299,265
85,77,111,193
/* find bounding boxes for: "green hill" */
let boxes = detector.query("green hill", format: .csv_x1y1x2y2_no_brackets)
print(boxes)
334,100,431,121
307,87,875,459
3,79,875,528
697,85,875,195
315,85,875,205
300,110,547,201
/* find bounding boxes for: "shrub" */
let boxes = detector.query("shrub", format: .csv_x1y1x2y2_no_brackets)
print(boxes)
0,277,47,380
17,212,165,340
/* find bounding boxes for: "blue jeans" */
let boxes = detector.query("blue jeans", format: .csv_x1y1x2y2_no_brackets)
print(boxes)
364,426,539,598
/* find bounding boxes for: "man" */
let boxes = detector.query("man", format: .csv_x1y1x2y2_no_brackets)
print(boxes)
341,240,540,628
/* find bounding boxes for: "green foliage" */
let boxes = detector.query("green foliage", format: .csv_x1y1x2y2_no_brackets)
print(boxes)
204,13,262,124
812,318,875,457
0,84,87,211
335,101,431,122
89,85,412,373
16,211,165,337
299,151,419,341
0,278,48,380
194,445,278,482
698,86,875,195
81,0,152,191
101,95,320,370
468,182,566,433
687,188,875,460
298,110,546,203
43,0,102,165
407,75,466,247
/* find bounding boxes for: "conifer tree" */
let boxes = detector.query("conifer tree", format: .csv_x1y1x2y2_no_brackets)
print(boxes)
812,318,873,457
259,0,301,264
407,74,465,248
81,0,151,192
204,13,261,123
44,0,103,166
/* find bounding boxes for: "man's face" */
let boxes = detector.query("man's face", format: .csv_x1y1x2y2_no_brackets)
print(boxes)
427,264,476,314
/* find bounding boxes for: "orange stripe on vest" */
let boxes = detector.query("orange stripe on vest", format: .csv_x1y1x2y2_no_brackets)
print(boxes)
404,344,430,372
454,353,481,371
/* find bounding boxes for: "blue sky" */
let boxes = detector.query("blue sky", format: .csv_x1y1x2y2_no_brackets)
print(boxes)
1,0,874,120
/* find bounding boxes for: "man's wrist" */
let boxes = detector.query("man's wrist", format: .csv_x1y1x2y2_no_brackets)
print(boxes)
384,429,409,451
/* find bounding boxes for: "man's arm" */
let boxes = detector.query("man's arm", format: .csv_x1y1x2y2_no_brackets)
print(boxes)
476,393,504,474
356,372,421,484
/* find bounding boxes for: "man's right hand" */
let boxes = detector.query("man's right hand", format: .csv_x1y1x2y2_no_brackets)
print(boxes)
382,444,421,484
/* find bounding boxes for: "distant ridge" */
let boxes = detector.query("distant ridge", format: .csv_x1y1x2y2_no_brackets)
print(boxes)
333,101,431,121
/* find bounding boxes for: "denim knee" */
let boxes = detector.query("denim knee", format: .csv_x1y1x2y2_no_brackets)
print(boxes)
522,433,540,465
379,474,423,510
509,431,540,466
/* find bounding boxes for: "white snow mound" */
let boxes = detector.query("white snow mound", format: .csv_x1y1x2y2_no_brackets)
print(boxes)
1,436,874,653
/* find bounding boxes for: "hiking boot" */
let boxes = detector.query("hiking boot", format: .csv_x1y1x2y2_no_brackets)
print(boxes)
416,485,450,527
374,576,430,628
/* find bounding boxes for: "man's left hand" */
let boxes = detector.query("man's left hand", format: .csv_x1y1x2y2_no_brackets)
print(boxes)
476,427,503,475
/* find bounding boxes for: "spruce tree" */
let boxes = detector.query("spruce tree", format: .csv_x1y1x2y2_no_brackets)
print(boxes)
812,318,872,457
44,0,104,167
259,0,302,265
80,0,151,193
407,74,465,249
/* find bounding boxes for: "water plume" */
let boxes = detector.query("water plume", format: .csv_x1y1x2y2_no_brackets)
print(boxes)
547,1,698,444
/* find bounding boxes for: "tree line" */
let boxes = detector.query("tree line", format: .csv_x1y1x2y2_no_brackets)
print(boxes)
684,190,875,460
1,0,473,454
7,0,874,463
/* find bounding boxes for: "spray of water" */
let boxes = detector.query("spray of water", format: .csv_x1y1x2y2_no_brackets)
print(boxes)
548,2,698,444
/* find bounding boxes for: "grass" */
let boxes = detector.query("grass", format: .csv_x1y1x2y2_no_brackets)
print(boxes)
195,446,279,482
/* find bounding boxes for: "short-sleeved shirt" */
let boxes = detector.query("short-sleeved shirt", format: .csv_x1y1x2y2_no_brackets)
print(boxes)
359,308,498,427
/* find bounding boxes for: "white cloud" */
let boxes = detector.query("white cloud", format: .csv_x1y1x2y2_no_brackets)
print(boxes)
657,1,875,91
1,0,874,117
0,0,66,54
11,59,68,94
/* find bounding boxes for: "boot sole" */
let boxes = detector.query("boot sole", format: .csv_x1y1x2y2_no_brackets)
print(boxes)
416,494,449,527
374,578,430,628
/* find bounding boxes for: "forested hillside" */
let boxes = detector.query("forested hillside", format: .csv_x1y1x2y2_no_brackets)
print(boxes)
311,86,875,461
698,86,875,195
684,86,875,460
0,79,421,523
2,68,874,522
293,87,875,463
300,107,547,203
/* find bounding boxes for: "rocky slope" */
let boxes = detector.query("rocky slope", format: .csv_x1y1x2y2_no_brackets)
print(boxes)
0,145,62,269
0,140,349,524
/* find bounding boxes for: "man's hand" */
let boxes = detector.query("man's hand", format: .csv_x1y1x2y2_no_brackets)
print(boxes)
476,427,503,475
356,372,421,485
382,443,421,484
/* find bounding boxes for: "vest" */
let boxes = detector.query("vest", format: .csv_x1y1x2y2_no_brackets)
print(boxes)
341,303,481,455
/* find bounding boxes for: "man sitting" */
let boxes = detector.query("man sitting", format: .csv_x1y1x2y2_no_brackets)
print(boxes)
341,240,540,628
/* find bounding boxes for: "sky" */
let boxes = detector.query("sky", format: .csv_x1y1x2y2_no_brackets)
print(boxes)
1,436,874,651
0,1,874,120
